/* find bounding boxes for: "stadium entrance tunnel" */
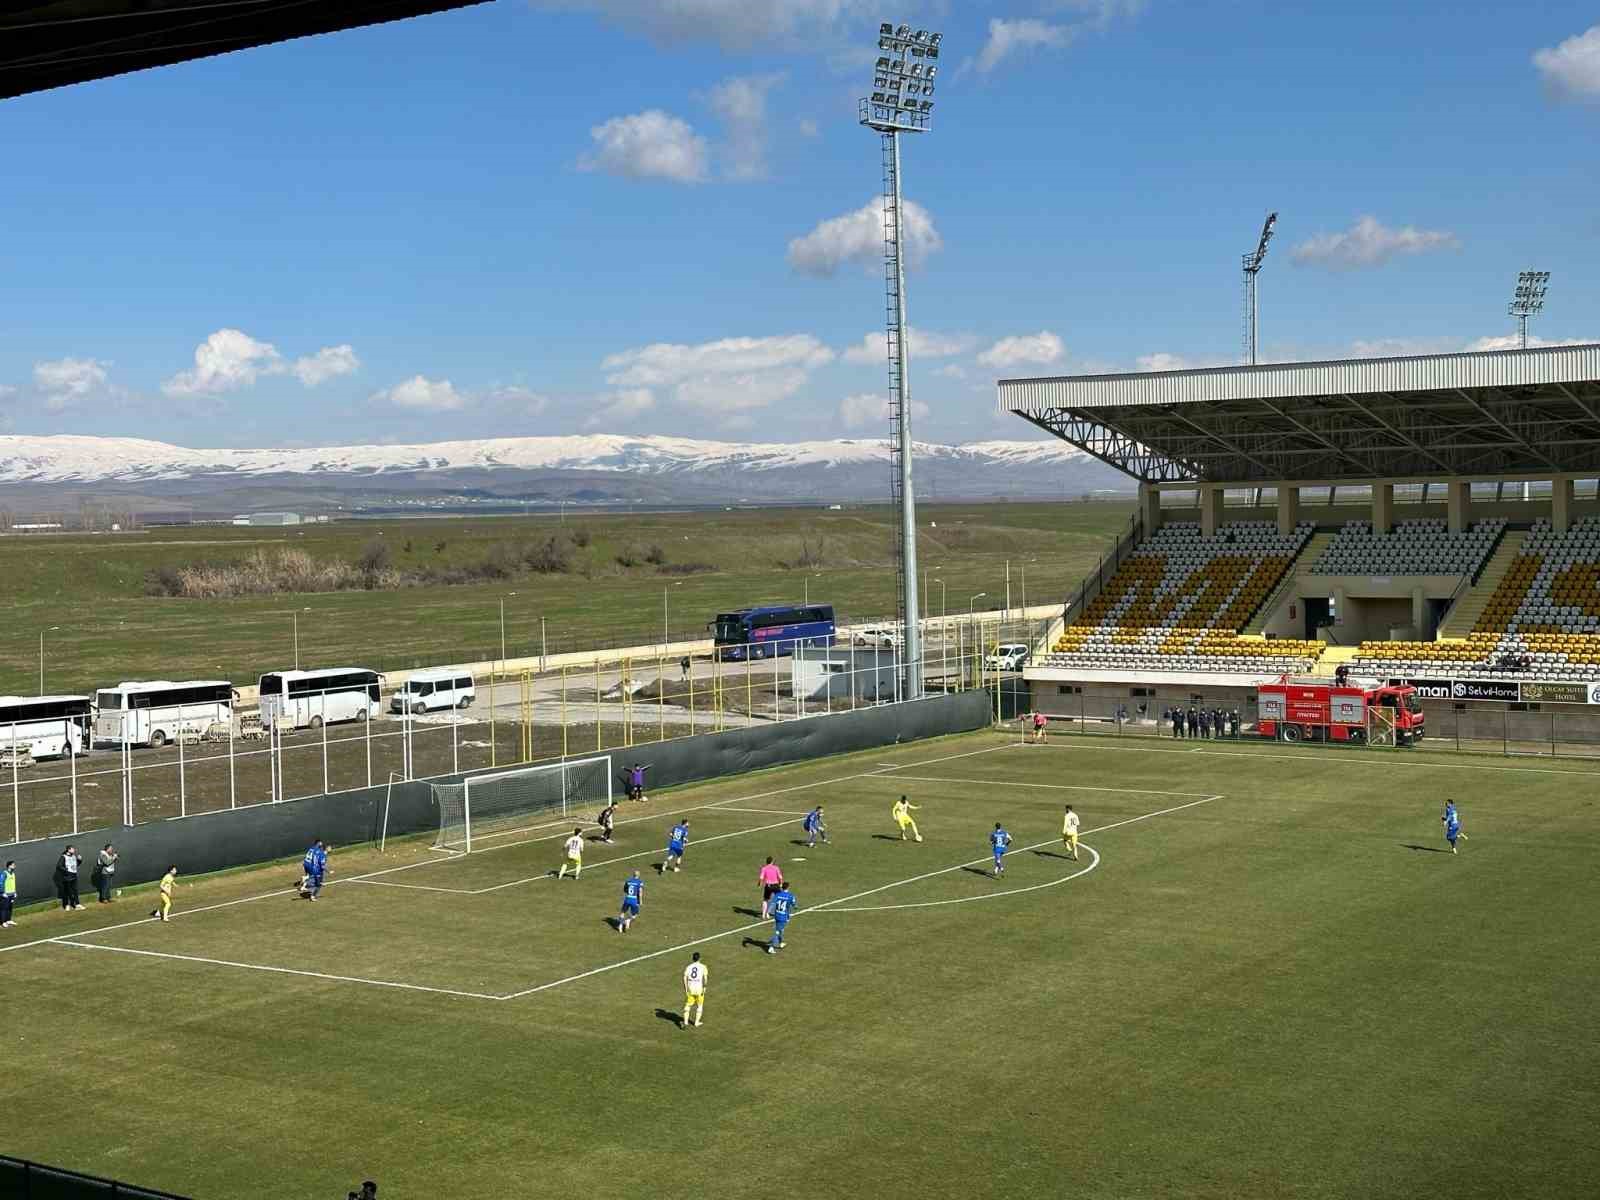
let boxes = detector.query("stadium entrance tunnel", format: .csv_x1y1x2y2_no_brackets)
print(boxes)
2,692,993,905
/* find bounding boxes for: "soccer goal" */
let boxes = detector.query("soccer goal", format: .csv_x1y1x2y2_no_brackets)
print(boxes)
432,755,612,853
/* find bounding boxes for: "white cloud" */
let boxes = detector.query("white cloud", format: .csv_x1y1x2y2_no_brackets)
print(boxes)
603,333,833,417
798,118,820,139
374,376,468,412
1289,216,1460,270
33,357,110,409
162,329,281,397
1534,24,1600,99
842,327,975,364
529,1,870,52
837,392,930,429
1464,334,1598,352
580,110,709,183
974,18,1076,73
1135,353,1205,372
290,344,360,386
787,197,942,277
977,332,1066,371
1348,337,1457,359
585,387,656,429
707,73,783,181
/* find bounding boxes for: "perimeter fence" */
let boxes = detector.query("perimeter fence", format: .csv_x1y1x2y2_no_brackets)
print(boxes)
1,617,1040,847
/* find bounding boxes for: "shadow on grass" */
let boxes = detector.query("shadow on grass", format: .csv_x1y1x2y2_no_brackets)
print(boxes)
732,906,762,918
1401,843,1452,854
740,936,773,953
654,1008,683,1028
1034,849,1081,861
960,866,994,879
870,834,906,842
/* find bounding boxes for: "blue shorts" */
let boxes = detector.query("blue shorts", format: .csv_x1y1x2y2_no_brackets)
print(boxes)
1446,829,1459,844
305,870,323,886
621,899,639,915
993,850,1005,863
668,842,685,857
772,919,788,937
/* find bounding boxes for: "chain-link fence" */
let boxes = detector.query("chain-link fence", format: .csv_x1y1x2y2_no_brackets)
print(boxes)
1,617,1043,847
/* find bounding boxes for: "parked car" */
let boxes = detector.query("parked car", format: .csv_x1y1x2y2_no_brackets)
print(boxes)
853,625,903,648
390,670,476,715
984,643,1031,671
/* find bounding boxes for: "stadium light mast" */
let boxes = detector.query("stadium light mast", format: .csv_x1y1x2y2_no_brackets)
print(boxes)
861,20,942,701
1241,212,1277,365
1508,270,1550,349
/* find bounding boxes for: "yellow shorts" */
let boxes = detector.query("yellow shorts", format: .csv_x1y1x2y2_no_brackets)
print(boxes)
684,991,704,1006
1065,832,1078,845
158,894,171,913
566,855,581,866
895,817,912,828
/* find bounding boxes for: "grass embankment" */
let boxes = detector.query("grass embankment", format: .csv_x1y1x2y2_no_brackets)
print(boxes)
0,501,1130,692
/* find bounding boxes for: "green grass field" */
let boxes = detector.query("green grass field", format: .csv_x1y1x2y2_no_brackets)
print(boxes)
0,501,1129,694
3,729,1596,1198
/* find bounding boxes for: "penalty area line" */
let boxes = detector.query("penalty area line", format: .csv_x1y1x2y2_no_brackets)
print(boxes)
51,938,502,1001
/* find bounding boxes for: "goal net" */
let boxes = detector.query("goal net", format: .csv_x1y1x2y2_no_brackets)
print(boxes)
433,755,612,853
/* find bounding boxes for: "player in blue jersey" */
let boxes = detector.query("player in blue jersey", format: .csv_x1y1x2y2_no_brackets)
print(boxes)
802,806,828,848
618,870,644,932
767,883,796,954
1441,799,1467,854
989,822,1011,877
298,840,328,900
663,818,690,873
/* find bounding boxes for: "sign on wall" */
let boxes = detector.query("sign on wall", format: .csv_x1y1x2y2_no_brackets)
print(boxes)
1388,677,1600,704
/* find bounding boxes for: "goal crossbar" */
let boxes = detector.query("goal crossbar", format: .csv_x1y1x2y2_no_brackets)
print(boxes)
433,755,613,854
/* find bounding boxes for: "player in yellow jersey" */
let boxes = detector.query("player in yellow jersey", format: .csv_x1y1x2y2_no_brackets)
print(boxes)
681,951,708,1028
150,864,177,921
1062,805,1080,861
557,828,584,880
892,795,922,842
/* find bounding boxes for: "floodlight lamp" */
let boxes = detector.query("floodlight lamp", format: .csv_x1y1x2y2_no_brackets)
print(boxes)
922,82,934,96
879,36,892,49
872,91,887,104
887,76,902,89
926,65,937,79
919,99,933,111
876,56,891,69
875,74,888,87
880,21,892,34
897,23,910,36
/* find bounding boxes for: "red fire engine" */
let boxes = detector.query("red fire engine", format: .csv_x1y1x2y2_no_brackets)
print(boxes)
1256,676,1425,746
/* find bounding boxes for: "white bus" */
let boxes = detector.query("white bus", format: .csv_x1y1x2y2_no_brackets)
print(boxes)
0,695,92,760
93,681,236,749
389,670,476,715
258,668,382,730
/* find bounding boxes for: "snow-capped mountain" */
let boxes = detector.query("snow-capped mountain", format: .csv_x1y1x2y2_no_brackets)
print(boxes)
0,434,1096,482
0,434,1129,508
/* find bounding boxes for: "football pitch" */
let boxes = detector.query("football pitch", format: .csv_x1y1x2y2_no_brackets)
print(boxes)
3,731,1597,1198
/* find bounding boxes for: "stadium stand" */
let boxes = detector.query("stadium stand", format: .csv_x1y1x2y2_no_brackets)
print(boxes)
1310,518,1506,578
1349,516,1600,681
1044,521,1324,672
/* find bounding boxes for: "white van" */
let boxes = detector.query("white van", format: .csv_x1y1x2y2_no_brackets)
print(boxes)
984,643,1031,671
390,670,476,715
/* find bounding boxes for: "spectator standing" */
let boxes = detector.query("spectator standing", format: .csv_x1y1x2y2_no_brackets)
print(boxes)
57,845,83,911
679,656,691,681
1186,707,1198,737
1230,709,1241,738
1171,707,1183,738
1,859,16,927
94,844,118,903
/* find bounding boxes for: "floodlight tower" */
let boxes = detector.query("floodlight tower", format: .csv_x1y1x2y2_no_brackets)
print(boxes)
862,20,941,701
1508,270,1550,349
1241,212,1277,365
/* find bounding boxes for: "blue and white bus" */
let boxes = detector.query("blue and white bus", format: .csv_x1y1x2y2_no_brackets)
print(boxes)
711,605,836,660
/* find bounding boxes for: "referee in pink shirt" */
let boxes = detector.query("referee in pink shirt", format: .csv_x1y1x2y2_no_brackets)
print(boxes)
758,856,785,919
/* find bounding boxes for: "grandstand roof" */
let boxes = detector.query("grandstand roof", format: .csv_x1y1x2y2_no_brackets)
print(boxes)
999,343,1600,485
1,1,487,100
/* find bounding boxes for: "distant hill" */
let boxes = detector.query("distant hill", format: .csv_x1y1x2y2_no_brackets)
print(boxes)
0,434,1130,515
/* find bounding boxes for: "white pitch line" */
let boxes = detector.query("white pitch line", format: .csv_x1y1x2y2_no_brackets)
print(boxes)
0,740,1024,970
820,844,1101,912
877,773,1215,798
496,792,1221,1001
706,806,812,816
53,939,501,1000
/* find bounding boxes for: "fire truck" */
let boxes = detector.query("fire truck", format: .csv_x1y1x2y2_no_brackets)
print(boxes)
1256,676,1425,746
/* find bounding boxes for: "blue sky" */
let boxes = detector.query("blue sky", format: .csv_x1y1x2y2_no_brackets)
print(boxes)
1,0,1596,448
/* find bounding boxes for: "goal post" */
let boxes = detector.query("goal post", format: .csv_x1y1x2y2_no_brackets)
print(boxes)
433,754,612,853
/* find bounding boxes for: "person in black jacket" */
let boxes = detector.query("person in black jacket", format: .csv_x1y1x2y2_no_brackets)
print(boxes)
1186,706,1198,737
56,845,83,911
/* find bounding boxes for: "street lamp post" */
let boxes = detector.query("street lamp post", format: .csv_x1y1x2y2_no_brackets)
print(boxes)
500,592,518,664
969,592,987,688
933,579,947,681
